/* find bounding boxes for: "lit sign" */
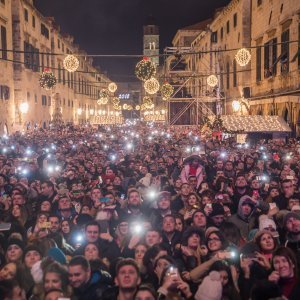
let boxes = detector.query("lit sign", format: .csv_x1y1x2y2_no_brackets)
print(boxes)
119,93,130,100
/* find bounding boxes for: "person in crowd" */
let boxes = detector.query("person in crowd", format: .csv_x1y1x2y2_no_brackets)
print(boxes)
1,123,300,300
68,255,111,300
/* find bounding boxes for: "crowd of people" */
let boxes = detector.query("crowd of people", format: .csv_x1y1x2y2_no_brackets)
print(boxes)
0,123,299,300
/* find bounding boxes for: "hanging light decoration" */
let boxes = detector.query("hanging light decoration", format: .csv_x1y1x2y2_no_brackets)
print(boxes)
97,99,103,105
207,75,218,87
127,105,133,111
160,82,174,100
144,77,160,94
123,104,128,110
63,55,79,72
235,48,251,67
135,57,156,81
39,69,57,90
143,96,153,105
135,105,141,110
232,100,241,112
112,97,120,106
108,82,118,93
101,97,109,105
99,89,109,99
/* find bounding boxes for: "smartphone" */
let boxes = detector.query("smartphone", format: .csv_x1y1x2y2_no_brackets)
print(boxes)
40,222,51,229
120,194,125,200
0,223,12,231
99,197,110,203
167,266,179,277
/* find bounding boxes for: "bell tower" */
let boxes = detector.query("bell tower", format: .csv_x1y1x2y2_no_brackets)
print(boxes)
143,16,159,66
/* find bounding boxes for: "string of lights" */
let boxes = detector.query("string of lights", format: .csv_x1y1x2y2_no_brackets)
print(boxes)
0,39,298,58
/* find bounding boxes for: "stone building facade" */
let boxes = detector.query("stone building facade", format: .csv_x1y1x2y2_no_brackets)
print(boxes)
0,0,14,134
250,0,300,134
170,0,300,132
0,0,111,134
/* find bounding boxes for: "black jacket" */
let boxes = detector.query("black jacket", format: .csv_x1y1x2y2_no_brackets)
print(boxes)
72,270,111,300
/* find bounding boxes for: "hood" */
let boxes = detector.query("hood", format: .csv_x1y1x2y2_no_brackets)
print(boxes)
237,195,255,221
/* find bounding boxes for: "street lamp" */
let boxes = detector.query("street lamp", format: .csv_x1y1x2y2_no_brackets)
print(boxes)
77,108,82,115
19,102,29,114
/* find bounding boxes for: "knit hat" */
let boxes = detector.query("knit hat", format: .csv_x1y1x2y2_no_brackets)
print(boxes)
259,216,279,238
195,271,222,300
6,238,25,252
209,203,225,218
283,212,300,228
157,191,171,202
47,247,66,265
23,245,43,259
205,227,219,239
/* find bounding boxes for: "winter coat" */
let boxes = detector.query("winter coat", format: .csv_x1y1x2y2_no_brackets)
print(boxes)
72,270,111,300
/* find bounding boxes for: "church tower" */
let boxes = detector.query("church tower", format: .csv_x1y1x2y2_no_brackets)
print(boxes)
143,16,159,66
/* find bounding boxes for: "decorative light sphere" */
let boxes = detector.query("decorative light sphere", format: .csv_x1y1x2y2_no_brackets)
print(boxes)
144,78,160,94
39,70,57,90
19,102,29,114
63,55,79,72
207,75,218,87
101,97,109,105
135,105,141,110
232,100,241,112
97,99,103,105
135,57,156,81
143,96,152,105
123,104,128,110
160,82,174,99
108,82,117,93
235,48,251,67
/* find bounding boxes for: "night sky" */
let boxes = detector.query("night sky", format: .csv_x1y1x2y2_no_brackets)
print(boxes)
34,0,230,81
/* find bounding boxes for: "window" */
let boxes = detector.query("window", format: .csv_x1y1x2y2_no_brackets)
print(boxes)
211,31,218,43
58,62,61,82
58,39,60,49
24,42,39,72
0,0,5,5
48,97,51,106
268,11,272,25
220,27,224,40
42,95,47,106
257,0,262,6
24,9,28,22
226,62,230,89
1,26,7,60
41,23,49,39
226,21,230,34
256,46,262,81
34,94,37,104
264,38,277,78
63,98,65,106
233,60,237,87
32,15,35,28
233,13,237,28
281,29,289,73
62,43,64,52
0,85,10,100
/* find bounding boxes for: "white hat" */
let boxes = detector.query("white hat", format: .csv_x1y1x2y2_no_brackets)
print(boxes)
195,271,222,300
259,216,279,238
